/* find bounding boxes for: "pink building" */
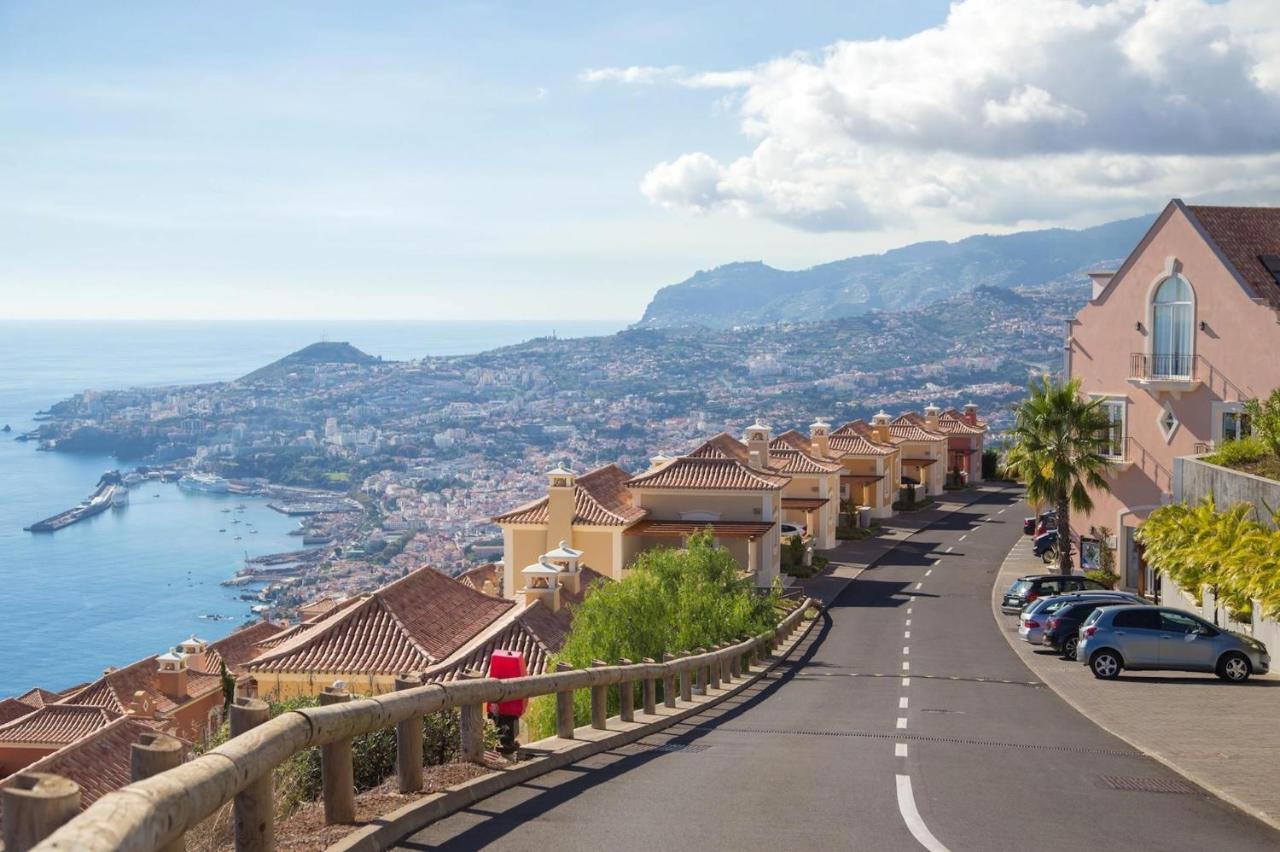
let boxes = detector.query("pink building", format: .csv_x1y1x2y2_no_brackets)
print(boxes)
1066,199,1280,593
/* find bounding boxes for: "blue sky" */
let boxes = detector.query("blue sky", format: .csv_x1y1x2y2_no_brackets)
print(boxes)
3,1,1278,321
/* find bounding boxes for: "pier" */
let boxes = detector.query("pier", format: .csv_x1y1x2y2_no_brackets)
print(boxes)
23,482,117,532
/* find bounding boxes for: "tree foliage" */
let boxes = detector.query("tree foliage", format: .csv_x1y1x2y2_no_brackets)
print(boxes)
525,532,783,738
1006,376,1113,574
1245,388,1280,457
1137,498,1280,622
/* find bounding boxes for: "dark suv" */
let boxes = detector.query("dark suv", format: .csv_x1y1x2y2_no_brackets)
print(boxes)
1000,573,1109,614
1043,598,1138,659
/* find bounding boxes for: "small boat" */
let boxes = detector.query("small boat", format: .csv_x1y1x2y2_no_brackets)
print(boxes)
153,494,160,498
250,530,258,534
234,536,242,541
221,508,231,513
219,528,226,533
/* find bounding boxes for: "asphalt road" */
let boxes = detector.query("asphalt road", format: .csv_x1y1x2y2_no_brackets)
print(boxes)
396,489,1280,851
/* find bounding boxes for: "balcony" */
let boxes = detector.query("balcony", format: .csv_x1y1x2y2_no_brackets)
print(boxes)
1128,352,1201,397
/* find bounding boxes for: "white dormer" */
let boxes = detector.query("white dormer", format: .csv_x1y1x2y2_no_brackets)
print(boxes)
157,648,187,673
177,635,207,657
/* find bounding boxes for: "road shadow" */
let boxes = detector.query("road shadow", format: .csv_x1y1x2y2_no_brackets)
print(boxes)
827,576,939,610
395,614,834,850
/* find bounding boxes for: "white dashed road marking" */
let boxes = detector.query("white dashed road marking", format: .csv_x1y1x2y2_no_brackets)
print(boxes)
896,743,909,758
899,696,909,709
903,646,910,655
944,546,953,553
958,534,967,542
897,717,908,729
904,631,911,639
901,677,910,687
914,582,923,591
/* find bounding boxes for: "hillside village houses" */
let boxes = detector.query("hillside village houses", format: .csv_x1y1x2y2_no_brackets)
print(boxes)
1066,200,1280,594
494,407,986,598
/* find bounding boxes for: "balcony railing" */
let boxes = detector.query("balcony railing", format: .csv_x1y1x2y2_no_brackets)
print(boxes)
1129,352,1196,382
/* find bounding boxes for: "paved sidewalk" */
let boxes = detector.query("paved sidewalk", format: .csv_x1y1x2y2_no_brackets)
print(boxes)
992,534,1280,831
796,483,1011,606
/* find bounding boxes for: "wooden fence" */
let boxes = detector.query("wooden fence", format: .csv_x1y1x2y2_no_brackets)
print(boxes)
16,599,812,852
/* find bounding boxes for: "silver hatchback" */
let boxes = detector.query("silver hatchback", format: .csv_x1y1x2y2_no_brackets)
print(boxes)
1078,605,1271,682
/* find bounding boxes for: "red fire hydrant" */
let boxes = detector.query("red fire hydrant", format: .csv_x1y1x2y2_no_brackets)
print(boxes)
486,650,527,755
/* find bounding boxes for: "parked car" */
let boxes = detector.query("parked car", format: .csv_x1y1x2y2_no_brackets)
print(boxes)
1018,591,1145,646
1024,510,1056,536
780,522,807,538
1032,530,1057,559
1042,598,1144,659
1000,573,1110,614
1078,605,1271,682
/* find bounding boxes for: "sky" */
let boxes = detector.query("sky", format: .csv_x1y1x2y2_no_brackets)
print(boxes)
3,0,1280,322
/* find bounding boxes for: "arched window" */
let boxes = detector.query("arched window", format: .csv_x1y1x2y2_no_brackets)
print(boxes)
1151,275,1194,377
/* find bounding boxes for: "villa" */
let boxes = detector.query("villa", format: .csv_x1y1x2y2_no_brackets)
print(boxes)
1066,199,1280,592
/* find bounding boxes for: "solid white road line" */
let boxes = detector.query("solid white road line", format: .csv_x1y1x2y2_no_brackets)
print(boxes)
896,775,951,852
895,743,909,758
899,696,909,709
896,717,908,729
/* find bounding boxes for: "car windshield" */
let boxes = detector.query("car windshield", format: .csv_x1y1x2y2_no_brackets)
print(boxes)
1008,580,1032,595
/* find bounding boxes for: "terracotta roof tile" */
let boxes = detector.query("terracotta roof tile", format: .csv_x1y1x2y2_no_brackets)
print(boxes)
0,717,168,831
1187,204,1280,309
59,656,223,716
15,688,61,709
0,704,118,746
770,430,815,453
248,566,513,675
492,464,646,527
456,563,502,595
769,448,843,474
626,456,789,491
828,422,896,456
0,699,35,726
195,621,285,675
888,416,946,441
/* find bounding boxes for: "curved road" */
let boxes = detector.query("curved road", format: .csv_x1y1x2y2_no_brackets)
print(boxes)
396,490,1279,851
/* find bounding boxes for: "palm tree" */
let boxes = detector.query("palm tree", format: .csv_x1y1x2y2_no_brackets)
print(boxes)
1007,376,1114,575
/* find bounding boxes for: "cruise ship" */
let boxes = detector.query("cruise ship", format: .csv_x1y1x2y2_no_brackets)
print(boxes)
110,485,129,508
177,472,230,494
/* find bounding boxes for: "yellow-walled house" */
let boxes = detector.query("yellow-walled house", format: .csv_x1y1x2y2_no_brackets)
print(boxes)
769,429,843,549
890,408,949,496
826,416,901,519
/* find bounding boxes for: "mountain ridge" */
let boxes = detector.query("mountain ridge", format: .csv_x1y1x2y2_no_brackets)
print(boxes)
636,215,1154,329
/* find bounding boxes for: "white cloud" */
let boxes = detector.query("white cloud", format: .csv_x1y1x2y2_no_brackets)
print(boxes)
621,0,1280,232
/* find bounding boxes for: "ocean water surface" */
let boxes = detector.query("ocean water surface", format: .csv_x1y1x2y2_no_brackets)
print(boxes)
0,320,625,696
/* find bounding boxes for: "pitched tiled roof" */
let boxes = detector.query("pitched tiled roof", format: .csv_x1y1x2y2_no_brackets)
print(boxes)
769,448,842,474
194,621,285,675
492,464,646,527
626,456,789,491
770,430,815,453
888,416,946,441
60,656,223,716
0,717,167,831
456,562,501,594
15,688,62,709
829,422,896,456
424,602,570,683
0,704,118,746
936,410,986,435
0,699,35,726
248,566,514,675
1187,204,1280,309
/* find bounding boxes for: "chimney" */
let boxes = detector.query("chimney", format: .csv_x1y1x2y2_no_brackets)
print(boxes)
156,649,188,701
545,464,576,550
519,557,561,612
963,403,979,426
810,419,831,457
177,635,208,672
648,453,672,470
924,404,941,430
871,411,892,444
744,421,771,468
1087,271,1114,301
544,541,584,595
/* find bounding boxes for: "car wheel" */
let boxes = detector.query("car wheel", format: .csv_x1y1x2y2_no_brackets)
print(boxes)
1090,650,1121,680
1216,652,1251,683
1041,548,1055,565
1061,637,1078,660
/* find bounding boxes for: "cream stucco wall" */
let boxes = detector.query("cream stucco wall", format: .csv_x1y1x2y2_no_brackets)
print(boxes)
1068,203,1280,589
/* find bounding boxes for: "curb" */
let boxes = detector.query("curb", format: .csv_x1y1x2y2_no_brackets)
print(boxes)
988,536,1280,834
328,607,823,851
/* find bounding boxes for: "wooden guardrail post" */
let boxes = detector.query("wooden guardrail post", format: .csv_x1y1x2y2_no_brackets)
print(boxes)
641,657,657,715
230,697,273,852
1,772,80,852
590,660,609,730
555,662,577,739
130,732,186,851
458,670,487,764
661,654,677,708
318,685,355,825
617,659,635,723
394,674,424,793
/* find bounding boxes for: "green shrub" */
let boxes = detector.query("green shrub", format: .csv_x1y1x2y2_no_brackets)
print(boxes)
1207,435,1267,469
1246,389,1280,457
525,532,782,738
1084,569,1119,589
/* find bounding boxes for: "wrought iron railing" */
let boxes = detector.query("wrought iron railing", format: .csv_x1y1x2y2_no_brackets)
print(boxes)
1129,352,1196,381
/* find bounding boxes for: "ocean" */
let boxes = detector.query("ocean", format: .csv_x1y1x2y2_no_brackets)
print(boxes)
0,320,625,697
